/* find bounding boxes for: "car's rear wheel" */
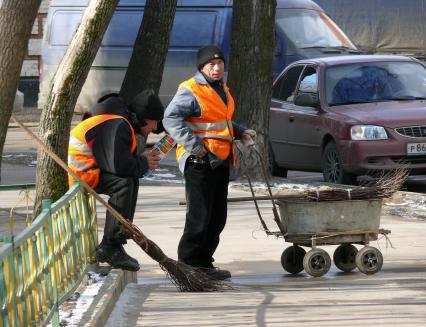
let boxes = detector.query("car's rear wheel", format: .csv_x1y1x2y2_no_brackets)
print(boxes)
269,144,288,178
322,141,357,185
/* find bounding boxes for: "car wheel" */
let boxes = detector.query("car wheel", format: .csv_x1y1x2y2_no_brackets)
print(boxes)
269,144,288,178
322,141,357,185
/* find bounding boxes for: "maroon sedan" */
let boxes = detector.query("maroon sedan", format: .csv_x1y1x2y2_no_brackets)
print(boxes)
269,55,426,184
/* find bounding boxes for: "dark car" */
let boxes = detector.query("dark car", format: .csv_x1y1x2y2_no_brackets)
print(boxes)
269,55,426,184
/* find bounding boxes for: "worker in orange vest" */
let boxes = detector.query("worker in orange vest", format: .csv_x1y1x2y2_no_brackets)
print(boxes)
68,90,164,271
163,45,256,280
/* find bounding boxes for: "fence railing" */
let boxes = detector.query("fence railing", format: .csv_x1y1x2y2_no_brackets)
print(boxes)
0,182,98,326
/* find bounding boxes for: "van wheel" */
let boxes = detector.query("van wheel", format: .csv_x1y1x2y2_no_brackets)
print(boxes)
269,144,288,178
322,141,357,185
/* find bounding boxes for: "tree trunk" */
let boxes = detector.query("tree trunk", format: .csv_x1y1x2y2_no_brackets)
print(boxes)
119,0,177,102
227,0,276,180
0,0,42,183
34,0,119,216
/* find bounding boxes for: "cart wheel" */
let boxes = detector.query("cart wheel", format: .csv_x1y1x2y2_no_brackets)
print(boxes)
333,244,358,272
281,245,306,274
303,249,331,277
355,246,383,275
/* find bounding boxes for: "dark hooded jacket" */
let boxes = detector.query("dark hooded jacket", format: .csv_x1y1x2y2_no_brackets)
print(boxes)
85,95,149,178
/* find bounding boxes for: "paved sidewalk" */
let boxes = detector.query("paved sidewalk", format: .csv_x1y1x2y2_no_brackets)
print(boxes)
1,181,425,325
103,184,426,326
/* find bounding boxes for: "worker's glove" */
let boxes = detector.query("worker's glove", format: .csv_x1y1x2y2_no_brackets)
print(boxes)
240,129,256,147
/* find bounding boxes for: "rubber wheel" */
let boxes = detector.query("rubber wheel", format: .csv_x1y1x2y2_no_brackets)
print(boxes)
281,245,306,274
322,141,357,185
355,246,383,275
269,143,288,178
303,248,331,277
333,244,358,272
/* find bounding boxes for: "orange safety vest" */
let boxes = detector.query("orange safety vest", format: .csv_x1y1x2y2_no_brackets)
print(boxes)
176,77,236,165
68,114,137,188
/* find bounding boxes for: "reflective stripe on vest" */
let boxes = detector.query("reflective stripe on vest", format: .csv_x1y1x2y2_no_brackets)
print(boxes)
68,114,137,188
176,77,236,164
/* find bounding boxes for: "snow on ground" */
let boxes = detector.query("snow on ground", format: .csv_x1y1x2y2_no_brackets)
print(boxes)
46,272,107,327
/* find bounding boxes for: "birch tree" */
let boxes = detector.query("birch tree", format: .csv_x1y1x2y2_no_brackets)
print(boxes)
34,0,119,215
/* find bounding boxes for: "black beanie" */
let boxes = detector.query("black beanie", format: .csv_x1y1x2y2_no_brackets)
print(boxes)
197,45,225,70
129,89,164,122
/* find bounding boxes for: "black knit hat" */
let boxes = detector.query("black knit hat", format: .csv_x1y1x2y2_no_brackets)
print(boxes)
129,89,164,122
197,45,225,70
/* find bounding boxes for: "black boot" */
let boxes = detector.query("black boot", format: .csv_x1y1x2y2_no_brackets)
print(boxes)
117,244,138,264
96,243,140,271
200,267,231,280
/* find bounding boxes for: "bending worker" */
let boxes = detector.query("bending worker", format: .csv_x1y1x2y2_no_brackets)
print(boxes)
68,90,164,271
163,45,256,280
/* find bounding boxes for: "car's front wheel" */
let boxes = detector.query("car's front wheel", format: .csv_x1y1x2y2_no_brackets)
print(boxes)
321,141,357,185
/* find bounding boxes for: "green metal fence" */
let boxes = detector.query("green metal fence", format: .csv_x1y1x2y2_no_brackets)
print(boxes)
0,182,98,326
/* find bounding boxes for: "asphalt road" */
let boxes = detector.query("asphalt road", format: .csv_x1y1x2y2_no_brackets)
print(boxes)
3,151,426,193
3,124,426,192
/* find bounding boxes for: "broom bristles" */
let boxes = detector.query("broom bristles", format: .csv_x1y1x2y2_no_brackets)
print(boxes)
160,259,232,292
123,223,231,292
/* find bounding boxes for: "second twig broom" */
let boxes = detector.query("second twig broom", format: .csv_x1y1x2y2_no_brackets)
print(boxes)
12,115,228,292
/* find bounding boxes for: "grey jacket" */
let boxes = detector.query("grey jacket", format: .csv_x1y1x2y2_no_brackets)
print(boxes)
163,71,245,173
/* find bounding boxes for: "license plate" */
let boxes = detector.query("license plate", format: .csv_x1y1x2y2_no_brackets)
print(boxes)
407,143,426,155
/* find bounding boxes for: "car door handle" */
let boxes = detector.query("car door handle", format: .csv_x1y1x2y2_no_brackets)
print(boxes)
289,115,295,122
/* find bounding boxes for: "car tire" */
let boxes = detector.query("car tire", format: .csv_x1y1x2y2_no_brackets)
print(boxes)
321,141,357,185
269,144,288,178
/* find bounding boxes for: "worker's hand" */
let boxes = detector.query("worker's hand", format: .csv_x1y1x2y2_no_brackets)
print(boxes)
197,147,208,158
142,148,161,171
240,129,256,147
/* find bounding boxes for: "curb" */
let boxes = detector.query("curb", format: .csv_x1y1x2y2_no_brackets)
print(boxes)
79,269,137,327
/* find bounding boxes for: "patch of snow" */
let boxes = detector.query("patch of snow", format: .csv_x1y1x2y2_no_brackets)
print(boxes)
386,199,426,210
230,181,319,191
46,271,106,327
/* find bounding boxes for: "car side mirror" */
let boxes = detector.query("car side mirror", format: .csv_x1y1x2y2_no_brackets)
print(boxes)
294,93,319,108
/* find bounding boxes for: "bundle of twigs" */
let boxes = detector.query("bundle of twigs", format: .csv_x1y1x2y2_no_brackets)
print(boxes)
303,167,409,202
12,115,229,292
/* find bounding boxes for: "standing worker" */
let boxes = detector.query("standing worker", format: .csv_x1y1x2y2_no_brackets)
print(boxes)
163,45,256,280
68,90,164,271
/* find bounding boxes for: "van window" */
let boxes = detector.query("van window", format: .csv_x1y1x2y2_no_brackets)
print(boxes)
102,12,142,46
276,9,356,50
171,12,218,47
50,11,82,46
50,10,143,47
50,10,217,48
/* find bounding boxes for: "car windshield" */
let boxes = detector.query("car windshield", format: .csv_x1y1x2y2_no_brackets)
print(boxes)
275,9,356,49
326,61,426,106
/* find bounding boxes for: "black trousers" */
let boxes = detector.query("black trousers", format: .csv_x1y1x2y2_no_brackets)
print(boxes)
95,172,139,245
178,162,229,268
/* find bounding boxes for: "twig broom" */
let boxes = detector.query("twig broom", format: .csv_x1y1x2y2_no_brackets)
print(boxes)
11,115,228,292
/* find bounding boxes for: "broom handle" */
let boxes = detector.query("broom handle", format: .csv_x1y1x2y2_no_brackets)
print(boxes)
11,115,130,228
